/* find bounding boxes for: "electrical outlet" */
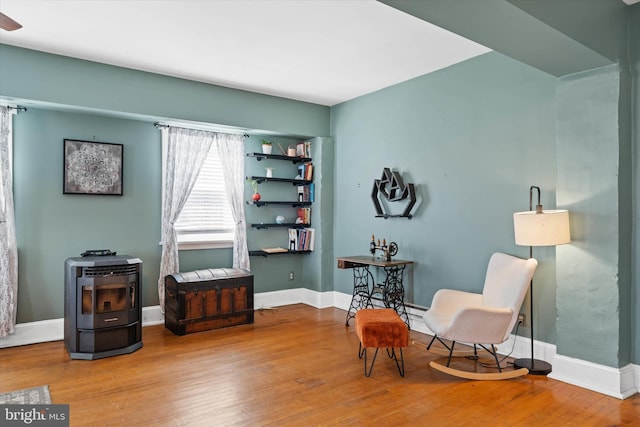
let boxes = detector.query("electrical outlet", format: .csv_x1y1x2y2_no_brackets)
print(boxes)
288,271,294,281
518,313,526,326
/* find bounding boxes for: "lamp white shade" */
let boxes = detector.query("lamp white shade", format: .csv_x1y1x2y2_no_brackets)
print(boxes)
513,209,570,246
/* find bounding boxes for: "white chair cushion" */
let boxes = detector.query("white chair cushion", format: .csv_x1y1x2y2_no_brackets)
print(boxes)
423,289,482,336
423,252,537,345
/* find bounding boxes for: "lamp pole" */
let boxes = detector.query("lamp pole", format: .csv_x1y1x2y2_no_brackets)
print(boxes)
513,186,552,375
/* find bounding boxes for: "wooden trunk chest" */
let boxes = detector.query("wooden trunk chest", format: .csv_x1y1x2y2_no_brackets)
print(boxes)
164,268,254,335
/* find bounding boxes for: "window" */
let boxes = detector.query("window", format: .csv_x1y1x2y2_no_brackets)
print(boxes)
162,136,235,250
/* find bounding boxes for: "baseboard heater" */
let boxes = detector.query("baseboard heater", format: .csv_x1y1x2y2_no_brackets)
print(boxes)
368,295,429,312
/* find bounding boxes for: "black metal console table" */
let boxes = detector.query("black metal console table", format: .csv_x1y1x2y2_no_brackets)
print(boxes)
337,256,413,329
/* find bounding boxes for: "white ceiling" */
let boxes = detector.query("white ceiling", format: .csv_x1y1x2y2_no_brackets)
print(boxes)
0,0,491,106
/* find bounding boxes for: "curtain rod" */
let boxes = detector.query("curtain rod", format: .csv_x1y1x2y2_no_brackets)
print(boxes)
154,122,249,138
6,106,27,113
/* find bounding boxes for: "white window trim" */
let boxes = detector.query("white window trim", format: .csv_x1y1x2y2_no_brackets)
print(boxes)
175,232,234,250
160,130,234,251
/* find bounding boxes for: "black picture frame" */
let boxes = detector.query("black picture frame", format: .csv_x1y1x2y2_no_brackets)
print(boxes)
63,139,123,196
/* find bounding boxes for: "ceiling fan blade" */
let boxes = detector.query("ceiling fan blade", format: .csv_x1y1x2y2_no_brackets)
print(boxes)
0,12,22,31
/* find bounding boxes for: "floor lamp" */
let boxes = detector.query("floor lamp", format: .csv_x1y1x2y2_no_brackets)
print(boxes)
512,186,570,375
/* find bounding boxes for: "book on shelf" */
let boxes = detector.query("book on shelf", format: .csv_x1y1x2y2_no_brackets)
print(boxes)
296,142,305,157
287,227,315,251
297,162,313,181
307,228,315,251
297,184,314,203
298,229,306,251
304,162,313,180
306,228,316,251
297,207,311,225
296,141,311,158
296,227,315,251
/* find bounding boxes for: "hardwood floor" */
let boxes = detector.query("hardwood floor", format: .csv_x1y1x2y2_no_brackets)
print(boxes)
1,304,639,426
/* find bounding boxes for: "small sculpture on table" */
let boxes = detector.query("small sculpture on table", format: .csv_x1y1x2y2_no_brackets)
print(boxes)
370,234,398,262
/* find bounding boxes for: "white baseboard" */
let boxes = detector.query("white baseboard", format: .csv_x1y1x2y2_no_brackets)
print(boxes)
499,332,557,363
2,288,638,399
141,305,165,326
0,318,64,349
549,355,638,399
254,288,338,310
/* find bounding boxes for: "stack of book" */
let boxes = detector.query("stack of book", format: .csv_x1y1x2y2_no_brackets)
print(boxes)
287,228,315,251
297,208,311,225
296,141,312,158
297,183,315,203
297,162,313,181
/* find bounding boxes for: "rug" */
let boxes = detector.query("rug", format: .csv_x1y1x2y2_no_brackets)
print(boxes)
0,385,52,404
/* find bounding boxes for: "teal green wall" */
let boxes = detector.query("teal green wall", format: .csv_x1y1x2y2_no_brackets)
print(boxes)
2,44,331,322
13,109,162,322
0,45,329,138
555,65,627,367
303,137,335,293
631,4,640,364
331,51,558,343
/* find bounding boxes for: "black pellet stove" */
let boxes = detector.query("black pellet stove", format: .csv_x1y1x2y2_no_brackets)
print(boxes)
64,250,143,360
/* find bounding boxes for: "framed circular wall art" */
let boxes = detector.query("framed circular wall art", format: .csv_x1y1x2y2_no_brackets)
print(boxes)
63,139,123,196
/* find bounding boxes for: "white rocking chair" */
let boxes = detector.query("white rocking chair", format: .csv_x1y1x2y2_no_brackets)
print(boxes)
423,252,537,380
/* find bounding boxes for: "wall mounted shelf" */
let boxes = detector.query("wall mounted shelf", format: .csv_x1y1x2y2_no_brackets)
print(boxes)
247,147,314,257
249,249,312,257
251,223,309,230
248,175,312,186
247,152,311,164
372,167,417,219
375,214,413,220
247,201,312,207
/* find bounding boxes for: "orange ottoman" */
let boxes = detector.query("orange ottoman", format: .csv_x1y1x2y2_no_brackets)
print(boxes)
355,308,408,377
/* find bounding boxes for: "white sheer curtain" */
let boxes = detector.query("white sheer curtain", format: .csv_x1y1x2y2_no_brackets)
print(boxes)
158,127,215,311
216,133,250,270
0,106,18,337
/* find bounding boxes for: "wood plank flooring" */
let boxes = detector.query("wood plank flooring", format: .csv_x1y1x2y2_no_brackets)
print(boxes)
1,304,639,426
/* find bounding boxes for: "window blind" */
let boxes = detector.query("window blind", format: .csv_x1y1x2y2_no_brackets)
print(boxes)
174,146,235,234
